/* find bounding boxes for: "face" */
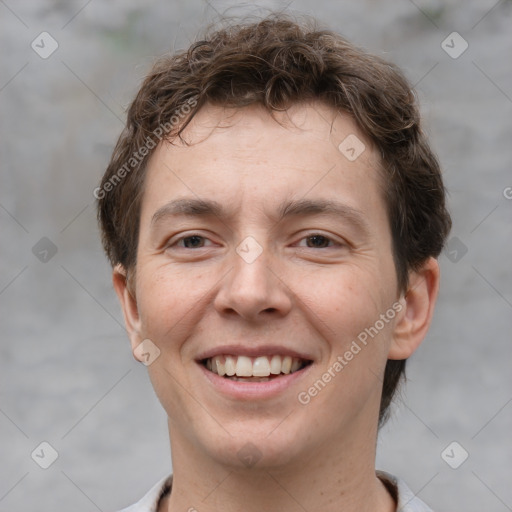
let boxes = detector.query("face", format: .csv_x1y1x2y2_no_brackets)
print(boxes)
115,101,426,470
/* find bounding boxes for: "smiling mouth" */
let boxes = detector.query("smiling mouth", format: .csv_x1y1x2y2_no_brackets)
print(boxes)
201,354,313,382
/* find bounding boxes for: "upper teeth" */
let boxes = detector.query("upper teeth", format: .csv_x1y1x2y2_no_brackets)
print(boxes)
206,355,305,377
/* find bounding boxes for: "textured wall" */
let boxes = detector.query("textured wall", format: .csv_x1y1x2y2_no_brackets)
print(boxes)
1,1,511,511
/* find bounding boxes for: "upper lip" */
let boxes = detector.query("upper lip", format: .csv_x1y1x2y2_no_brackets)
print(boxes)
196,344,315,362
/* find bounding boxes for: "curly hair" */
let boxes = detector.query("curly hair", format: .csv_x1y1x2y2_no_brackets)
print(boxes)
97,13,451,426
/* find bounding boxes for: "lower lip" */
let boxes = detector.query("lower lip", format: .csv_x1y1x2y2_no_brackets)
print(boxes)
198,362,313,400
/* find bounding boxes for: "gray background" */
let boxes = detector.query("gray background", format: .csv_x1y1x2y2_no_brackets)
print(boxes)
1,0,511,511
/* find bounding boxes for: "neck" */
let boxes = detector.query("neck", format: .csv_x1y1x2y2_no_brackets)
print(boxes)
162,422,395,512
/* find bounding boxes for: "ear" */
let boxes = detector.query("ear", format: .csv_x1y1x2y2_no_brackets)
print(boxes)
388,257,440,360
112,264,144,360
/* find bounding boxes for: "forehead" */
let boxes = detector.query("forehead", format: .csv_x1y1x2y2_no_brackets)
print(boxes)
140,101,384,220
171,101,376,161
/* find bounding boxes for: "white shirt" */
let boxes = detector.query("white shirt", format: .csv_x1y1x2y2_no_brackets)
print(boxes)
117,471,434,511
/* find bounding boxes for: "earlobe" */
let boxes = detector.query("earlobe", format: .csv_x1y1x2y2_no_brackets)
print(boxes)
388,257,440,360
112,264,144,358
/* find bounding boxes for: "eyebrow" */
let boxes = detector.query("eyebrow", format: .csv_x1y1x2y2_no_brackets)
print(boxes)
278,198,370,233
150,197,370,234
151,198,224,226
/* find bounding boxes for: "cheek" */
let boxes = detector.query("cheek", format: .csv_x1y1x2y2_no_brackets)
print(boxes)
135,265,207,343
299,272,397,427
297,264,398,401
298,266,392,339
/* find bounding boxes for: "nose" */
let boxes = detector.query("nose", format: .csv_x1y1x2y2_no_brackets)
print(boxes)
213,243,292,321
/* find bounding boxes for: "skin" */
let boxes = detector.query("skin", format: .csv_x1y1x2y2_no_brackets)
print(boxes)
113,101,440,512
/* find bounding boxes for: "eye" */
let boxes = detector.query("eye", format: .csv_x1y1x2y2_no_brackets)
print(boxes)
172,234,213,249
297,234,338,248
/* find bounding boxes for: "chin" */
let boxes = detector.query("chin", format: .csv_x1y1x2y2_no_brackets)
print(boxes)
195,420,310,471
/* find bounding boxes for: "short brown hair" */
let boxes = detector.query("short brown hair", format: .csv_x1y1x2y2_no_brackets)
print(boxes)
97,14,451,425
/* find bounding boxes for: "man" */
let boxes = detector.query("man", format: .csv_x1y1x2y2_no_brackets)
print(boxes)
97,13,451,512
